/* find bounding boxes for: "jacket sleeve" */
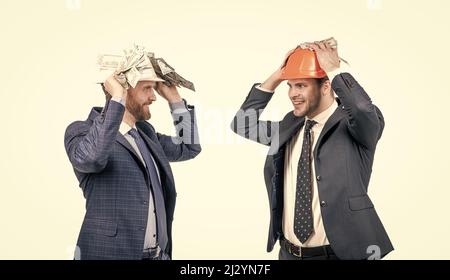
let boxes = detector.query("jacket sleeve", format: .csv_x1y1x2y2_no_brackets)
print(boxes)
331,73,385,150
64,100,125,173
156,99,202,162
230,84,278,146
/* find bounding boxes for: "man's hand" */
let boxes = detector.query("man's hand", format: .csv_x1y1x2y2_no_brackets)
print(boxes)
155,82,182,103
260,48,297,92
104,74,127,101
304,41,340,73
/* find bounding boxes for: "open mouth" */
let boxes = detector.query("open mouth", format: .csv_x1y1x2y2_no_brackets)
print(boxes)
293,101,305,105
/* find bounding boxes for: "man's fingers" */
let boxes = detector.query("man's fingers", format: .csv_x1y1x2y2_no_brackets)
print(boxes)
316,41,328,51
303,42,314,49
314,41,322,50
323,40,334,51
306,43,319,52
155,82,164,93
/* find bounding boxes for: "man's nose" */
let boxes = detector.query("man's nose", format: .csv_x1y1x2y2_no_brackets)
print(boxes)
149,89,157,101
289,89,300,98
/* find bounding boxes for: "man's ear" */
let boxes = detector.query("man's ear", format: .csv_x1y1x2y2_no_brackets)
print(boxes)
321,79,332,96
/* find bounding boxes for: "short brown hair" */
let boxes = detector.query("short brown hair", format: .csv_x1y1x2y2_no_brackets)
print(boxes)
315,76,330,87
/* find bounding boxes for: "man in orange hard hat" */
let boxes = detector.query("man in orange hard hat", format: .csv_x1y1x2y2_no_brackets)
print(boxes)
231,39,393,260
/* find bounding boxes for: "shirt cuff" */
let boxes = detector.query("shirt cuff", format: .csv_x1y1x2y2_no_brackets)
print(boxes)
327,63,351,82
111,96,125,106
255,84,274,93
169,99,189,113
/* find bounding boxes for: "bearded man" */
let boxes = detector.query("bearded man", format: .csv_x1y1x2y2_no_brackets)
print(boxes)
64,47,201,260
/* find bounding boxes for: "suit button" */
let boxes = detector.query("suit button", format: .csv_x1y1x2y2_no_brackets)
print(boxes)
143,201,148,205
316,175,321,181
140,227,145,231
320,201,327,207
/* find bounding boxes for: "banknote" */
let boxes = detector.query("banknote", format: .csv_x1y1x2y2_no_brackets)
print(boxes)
298,37,349,65
151,58,195,91
97,45,195,91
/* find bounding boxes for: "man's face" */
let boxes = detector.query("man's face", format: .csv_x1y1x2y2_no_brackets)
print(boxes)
287,78,322,117
126,81,157,121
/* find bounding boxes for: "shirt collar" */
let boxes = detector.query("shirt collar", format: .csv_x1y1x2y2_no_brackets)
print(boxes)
306,99,338,126
119,121,137,136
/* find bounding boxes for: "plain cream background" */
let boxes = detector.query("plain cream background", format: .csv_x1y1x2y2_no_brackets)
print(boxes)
1,0,449,259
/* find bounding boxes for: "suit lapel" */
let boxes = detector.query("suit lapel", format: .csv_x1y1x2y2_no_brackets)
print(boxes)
313,106,345,157
272,104,346,158
271,112,304,155
115,133,147,170
137,128,176,189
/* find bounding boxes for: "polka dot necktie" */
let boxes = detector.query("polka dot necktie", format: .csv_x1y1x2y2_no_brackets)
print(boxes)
294,120,317,243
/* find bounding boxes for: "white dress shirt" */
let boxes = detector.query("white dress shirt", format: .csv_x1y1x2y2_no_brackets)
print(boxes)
257,64,349,248
282,100,338,247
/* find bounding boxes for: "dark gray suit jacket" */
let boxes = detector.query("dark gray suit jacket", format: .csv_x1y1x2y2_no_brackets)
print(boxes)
64,99,201,260
231,73,393,260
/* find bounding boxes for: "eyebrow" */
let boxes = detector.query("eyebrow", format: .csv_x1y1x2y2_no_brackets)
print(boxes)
287,82,307,87
143,84,155,89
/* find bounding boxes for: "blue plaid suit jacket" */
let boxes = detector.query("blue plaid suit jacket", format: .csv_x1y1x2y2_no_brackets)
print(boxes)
64,100,201,260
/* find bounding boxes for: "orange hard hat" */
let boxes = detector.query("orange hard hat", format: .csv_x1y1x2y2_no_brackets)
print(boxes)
280,48,327,80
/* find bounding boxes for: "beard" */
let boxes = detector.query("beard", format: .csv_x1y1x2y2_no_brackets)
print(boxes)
126,94,151,121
